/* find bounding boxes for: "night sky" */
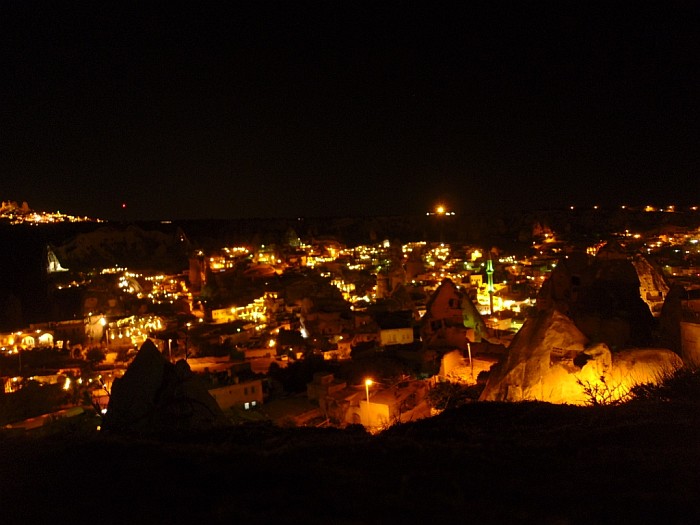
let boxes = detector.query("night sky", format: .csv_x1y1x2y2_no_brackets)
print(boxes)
2,2,698,220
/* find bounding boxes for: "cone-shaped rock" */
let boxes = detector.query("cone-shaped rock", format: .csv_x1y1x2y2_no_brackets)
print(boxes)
103,339,228,433
480,309,683,405
480,308,588,403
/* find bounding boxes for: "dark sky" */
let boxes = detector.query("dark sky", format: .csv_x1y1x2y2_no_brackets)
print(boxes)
2,1,698,220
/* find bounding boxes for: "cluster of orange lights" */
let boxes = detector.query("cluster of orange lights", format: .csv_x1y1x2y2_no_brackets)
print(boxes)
426,204,455,216
568,204,698,212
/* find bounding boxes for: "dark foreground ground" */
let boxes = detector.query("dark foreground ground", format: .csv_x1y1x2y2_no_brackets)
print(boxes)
1,399,699,525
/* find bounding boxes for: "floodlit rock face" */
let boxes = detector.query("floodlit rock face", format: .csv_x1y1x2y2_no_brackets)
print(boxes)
481,243,682,405
480,309,589,403
103,339,228,433
631,254,669,317
480,309,683,405
602,347,683,385
570,344,683,405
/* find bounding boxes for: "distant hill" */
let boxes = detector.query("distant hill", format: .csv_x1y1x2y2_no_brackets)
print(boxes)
52,224,190,273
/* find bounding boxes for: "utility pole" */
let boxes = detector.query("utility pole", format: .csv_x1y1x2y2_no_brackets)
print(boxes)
185,322,191,361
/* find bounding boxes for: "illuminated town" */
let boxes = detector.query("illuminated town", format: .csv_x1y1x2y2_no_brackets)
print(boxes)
0,201,698,429
2,201,699,522
3,1,699,521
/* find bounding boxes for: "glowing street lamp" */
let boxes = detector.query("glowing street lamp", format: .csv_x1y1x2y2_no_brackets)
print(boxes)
185,322,192,361
364,378,373,405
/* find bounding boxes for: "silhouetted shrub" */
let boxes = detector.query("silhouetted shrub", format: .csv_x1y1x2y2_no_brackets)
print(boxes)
428,381,483,411
85,347,106,365
630,366,700,404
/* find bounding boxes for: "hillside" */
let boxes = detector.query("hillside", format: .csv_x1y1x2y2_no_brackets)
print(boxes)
1,392,699,524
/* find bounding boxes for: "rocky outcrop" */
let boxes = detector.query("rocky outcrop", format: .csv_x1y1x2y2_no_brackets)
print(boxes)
536,243,662,350
480,308,683,405
631,254,669,317
480,241,683,405
103,339,228,434
420,279,488,348
480,309,588,403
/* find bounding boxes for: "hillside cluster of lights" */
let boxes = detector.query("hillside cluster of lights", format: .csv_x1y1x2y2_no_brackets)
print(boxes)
1,200,102,224
569,204,699,212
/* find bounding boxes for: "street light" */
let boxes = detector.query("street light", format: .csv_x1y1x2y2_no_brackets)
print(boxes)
364,378,373,427
364,378,373,404
185,322,192,361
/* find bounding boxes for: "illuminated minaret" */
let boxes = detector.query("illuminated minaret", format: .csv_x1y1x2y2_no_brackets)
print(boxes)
486,255,495,315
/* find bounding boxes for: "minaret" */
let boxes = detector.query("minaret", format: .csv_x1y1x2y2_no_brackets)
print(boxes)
486,255,495,316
